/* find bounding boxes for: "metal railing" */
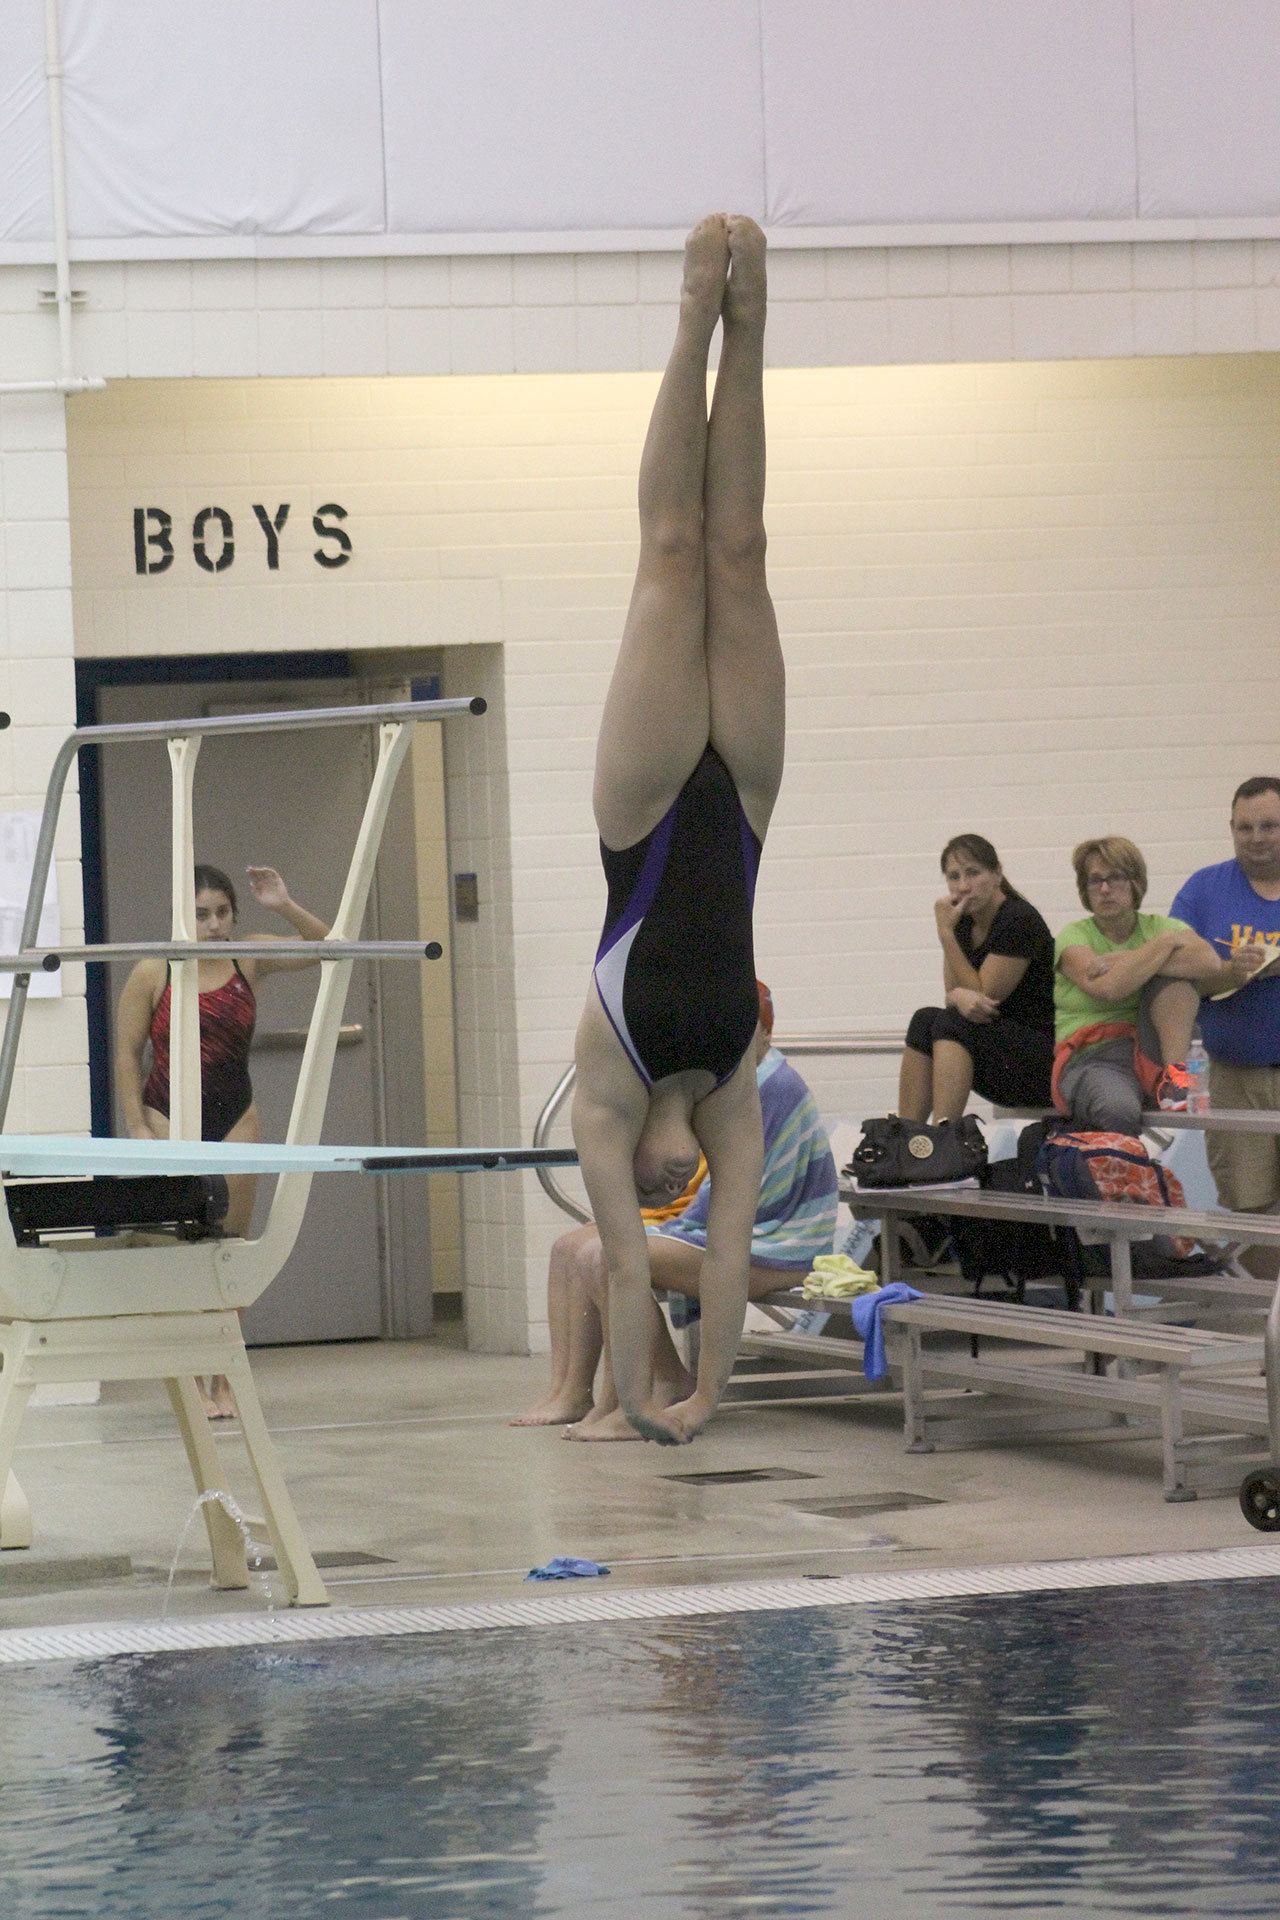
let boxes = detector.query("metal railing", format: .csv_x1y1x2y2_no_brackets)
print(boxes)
0,695,484,1126
531,1029,904,1224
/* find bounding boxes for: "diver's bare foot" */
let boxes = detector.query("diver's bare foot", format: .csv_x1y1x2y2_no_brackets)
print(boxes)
724,215,767,329
681,214,730,328
511,1393,594,1428
632,1390,715,1446
563,1407,642,1443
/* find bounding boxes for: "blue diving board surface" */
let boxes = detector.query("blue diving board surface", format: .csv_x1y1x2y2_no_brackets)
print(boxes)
0,1136,579,1178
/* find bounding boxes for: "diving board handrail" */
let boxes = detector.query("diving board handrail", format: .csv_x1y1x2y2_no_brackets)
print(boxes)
0,940,443,970
253,718,417,1275
530,1028,908,1225
0,694,486,1129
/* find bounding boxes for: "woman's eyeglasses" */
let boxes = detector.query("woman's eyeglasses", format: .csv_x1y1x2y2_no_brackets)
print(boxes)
1085,872,1132,893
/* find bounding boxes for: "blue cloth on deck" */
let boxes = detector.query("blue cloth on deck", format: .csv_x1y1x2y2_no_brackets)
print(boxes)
851,1282,923,1381
526,1556,611,1581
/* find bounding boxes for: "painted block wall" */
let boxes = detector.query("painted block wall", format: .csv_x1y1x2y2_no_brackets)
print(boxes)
1,233,1275,1343
6,238,1280,394
61,340,1280,1350
0,391,88,1138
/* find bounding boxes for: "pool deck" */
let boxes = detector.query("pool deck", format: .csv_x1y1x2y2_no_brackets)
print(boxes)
0,1325,1269,1632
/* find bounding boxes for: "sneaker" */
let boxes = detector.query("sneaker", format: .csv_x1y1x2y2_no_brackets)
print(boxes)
1155,1062,1191,1112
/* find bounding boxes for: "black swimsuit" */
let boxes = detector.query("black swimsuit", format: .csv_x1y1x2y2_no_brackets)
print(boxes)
593,747,761,1087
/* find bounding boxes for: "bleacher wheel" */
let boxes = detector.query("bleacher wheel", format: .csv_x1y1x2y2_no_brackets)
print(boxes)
1239,1470,1280,1532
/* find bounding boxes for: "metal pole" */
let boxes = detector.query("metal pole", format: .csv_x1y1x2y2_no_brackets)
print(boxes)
0,729,79,1126
532,1064,588,1224
0,939,444,970
0,697,484,1129
65,696,486,749
167,737,202,1141
43,0,74,385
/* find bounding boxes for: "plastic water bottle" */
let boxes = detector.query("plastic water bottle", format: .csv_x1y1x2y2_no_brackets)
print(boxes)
1186,1037,1210,1113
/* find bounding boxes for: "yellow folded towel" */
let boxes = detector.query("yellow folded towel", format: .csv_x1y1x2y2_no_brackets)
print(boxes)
801,1253,880,1299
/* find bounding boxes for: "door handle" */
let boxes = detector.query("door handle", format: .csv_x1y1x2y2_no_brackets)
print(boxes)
255,1023,364,1053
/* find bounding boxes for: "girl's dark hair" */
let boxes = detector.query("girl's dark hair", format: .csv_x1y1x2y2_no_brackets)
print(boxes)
939,833,1021,901
193,864,237,917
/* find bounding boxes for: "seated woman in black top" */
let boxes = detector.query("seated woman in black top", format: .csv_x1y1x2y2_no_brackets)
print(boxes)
899,834,1054,1120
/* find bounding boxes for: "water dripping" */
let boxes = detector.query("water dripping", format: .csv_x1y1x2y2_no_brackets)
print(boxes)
162,1489,276,1618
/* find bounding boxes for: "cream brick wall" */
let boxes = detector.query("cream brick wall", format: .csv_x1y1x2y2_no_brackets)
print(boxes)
0,232,1270,1349
0,391,88,1136
58,346,1280,1354
15,239,1279,386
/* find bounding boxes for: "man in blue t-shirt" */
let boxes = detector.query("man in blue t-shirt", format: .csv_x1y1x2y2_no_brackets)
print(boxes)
1171,777,1280,1273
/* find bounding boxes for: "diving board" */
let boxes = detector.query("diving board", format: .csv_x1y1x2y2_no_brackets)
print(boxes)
0,1137,580,1179
0,692,552,1610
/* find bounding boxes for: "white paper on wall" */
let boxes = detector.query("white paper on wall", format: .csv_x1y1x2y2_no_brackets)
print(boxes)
380,0,765,234
759,0,1138,226
0,6,54,242
1134,1,1280,218
58,0,385,238
0,812,61,1000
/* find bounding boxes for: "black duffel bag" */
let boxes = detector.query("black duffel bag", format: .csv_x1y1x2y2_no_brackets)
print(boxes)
845,1113,988,1189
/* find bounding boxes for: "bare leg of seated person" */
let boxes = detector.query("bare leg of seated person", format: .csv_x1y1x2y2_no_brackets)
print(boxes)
1144,976,1199,1082
897,1046,933,1124
511,1224,606,1426
928,1037,976,1122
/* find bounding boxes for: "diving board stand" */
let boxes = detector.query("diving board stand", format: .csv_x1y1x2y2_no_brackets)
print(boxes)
0,694,548,1606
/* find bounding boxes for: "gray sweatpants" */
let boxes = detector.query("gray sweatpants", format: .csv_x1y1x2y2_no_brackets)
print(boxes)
1057,983,1166,1135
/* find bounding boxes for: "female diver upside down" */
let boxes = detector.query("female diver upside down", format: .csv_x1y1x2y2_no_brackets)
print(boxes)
571,213,784,1446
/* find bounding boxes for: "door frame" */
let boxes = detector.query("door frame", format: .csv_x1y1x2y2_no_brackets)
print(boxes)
77,649,356,1139
75,650,441,1338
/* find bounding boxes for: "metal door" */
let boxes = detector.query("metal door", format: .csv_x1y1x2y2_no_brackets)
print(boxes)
96,676,428,1344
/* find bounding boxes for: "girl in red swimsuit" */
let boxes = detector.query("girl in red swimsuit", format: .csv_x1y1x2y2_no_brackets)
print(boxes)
115,863,329,1416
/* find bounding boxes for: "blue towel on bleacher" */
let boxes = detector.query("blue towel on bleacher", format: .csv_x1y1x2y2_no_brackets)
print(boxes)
851,1282,923,1381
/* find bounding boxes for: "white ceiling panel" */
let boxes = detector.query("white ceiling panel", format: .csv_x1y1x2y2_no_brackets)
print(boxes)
56,0,385,238
380,0,765,234
1134,1,1280,217
760,0,1137,226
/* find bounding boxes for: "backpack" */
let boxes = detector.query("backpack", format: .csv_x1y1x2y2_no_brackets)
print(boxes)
948,1119,1085,1308
1036,1127,1202,1264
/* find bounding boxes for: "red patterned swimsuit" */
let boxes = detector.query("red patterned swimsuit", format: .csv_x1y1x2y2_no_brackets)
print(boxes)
143,961,257,1141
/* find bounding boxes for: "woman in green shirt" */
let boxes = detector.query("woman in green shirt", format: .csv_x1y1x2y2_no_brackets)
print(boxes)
1053,835,1245,1132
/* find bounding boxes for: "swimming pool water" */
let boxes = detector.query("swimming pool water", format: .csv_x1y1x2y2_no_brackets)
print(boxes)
3,1577,1279,1919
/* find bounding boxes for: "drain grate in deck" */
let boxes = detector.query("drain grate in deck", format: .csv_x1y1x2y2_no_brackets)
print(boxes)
250,1550,395,1573
661,1467,821,1486
790,1492,944,1519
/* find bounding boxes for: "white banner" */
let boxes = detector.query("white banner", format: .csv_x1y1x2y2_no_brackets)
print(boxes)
2,0,1279,245
380,0,764,234
58,0,385,238
760,0,1138,226
0,4,52,242
1134,0,1280,218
